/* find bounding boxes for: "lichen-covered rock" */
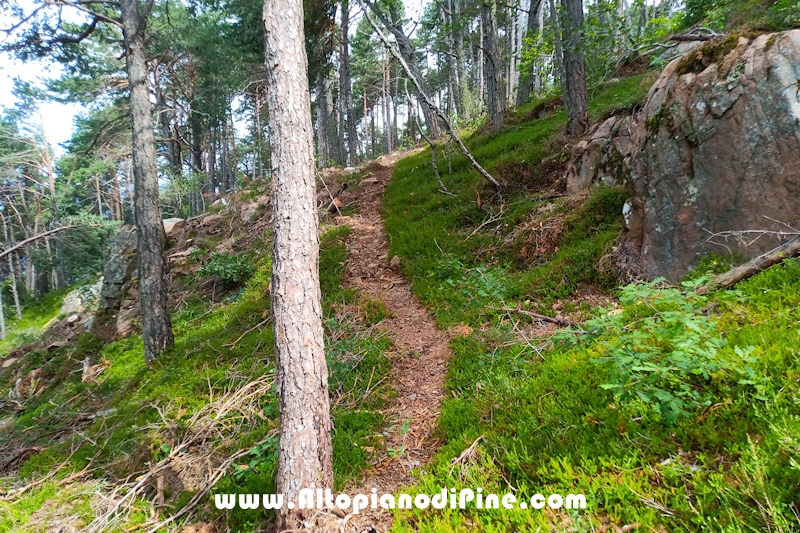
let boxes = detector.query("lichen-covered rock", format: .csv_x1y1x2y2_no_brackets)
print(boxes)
566,115,634,193
59,279,102,316
163,218,185,236
98,226,138,310
625,31,800,280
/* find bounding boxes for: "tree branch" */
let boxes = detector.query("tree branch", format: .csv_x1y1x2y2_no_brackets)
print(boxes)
696,236,800,295
356,0,502,190
0,225,77,261
45,0,123,28
48,16,97,45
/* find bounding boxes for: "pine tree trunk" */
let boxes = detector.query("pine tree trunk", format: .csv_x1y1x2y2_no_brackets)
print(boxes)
41,129,67,289
1,214,22,319
561,0,588,135
517,0,544,104
549,0,565,86
262,0,333,528
0,285,5,340
506,0,517,106
383,50,392,153
478,15,485,106
366,1,440,138
482,1,505,130
316,75,332,162
120,0,175,365
451,0,467,118
339,0,359,164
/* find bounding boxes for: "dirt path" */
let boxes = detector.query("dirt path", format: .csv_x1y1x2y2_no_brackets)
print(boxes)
335,151,452,532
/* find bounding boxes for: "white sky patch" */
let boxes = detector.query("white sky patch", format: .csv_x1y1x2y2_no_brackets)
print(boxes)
0,58,84,155
0,0,433,157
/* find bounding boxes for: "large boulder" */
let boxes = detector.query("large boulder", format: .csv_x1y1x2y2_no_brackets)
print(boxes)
60,279,103,316
98,226,138,310
566,115,635,193
624,31,800,280
163,218,186,236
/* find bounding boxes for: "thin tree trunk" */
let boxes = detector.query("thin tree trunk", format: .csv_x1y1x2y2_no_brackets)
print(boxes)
365,0,441,138
11,253,22,319
339,0,359,164
111,166,123,221
561,0,588,135
1,214,22,319
383,49,391,153
451,0,466,118
363,89,369,157
40,127,67,289
359,0,502,190
507,0,517,106
482,0,505,131
230,111,237,191
478,15,485,106
0,285,5,340
263,0,333,529
518,0,544,104
316,75,332,162
549,0,565,86
120,0,174,365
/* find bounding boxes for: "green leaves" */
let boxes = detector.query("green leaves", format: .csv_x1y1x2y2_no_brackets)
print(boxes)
198,252,255,289
433,255,511,310
558,278,765,423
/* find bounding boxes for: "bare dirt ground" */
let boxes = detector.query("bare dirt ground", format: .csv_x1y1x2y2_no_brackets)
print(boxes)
329,150,453,532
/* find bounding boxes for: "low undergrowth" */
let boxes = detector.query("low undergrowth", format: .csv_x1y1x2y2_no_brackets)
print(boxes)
382,72,799,532
0,222,392,532
0,286,73,355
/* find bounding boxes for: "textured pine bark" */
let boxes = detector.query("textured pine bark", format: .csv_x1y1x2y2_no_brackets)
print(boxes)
120,0,174,364
263,0,334,529
561,0,588,135
482,0,505,131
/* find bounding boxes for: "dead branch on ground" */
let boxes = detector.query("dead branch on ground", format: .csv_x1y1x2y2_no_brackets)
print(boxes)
492,306,577,328
696,236,800,295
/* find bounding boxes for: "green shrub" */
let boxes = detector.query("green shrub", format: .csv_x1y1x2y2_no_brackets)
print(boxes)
199,252,255,288
557,277,765,423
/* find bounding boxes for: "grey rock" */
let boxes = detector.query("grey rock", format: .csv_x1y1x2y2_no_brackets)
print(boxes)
98,226,138,311
60,279,102,316
163,218,186,236
626,31,800,280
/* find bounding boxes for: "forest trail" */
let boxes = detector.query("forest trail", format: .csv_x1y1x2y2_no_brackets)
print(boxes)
336,150,452,532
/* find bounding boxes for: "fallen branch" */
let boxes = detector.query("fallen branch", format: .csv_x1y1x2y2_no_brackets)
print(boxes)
406,80,450,195
450,434,484,471
491,306,577,328
696,236,800,295
223,316,272,349
140,443,264,533
668,33,717,42
356,0,502,191
0,449,79,501
0,225,77,261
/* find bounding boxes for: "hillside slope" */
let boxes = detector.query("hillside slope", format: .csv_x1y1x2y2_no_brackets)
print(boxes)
1,50,798,533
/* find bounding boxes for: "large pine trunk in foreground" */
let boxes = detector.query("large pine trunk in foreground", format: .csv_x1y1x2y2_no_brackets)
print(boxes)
561,0,588,135
120,0,174,364
263,0,334,529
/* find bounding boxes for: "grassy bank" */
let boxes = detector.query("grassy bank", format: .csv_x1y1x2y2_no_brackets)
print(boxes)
381,75,800,531
0,221,391,532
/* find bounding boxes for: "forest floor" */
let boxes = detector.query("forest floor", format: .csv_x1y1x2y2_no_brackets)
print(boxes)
335,151,453,532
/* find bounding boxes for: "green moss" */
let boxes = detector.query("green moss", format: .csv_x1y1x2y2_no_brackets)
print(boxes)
1,221,392,531
675,34,740,76
647,104,670,135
